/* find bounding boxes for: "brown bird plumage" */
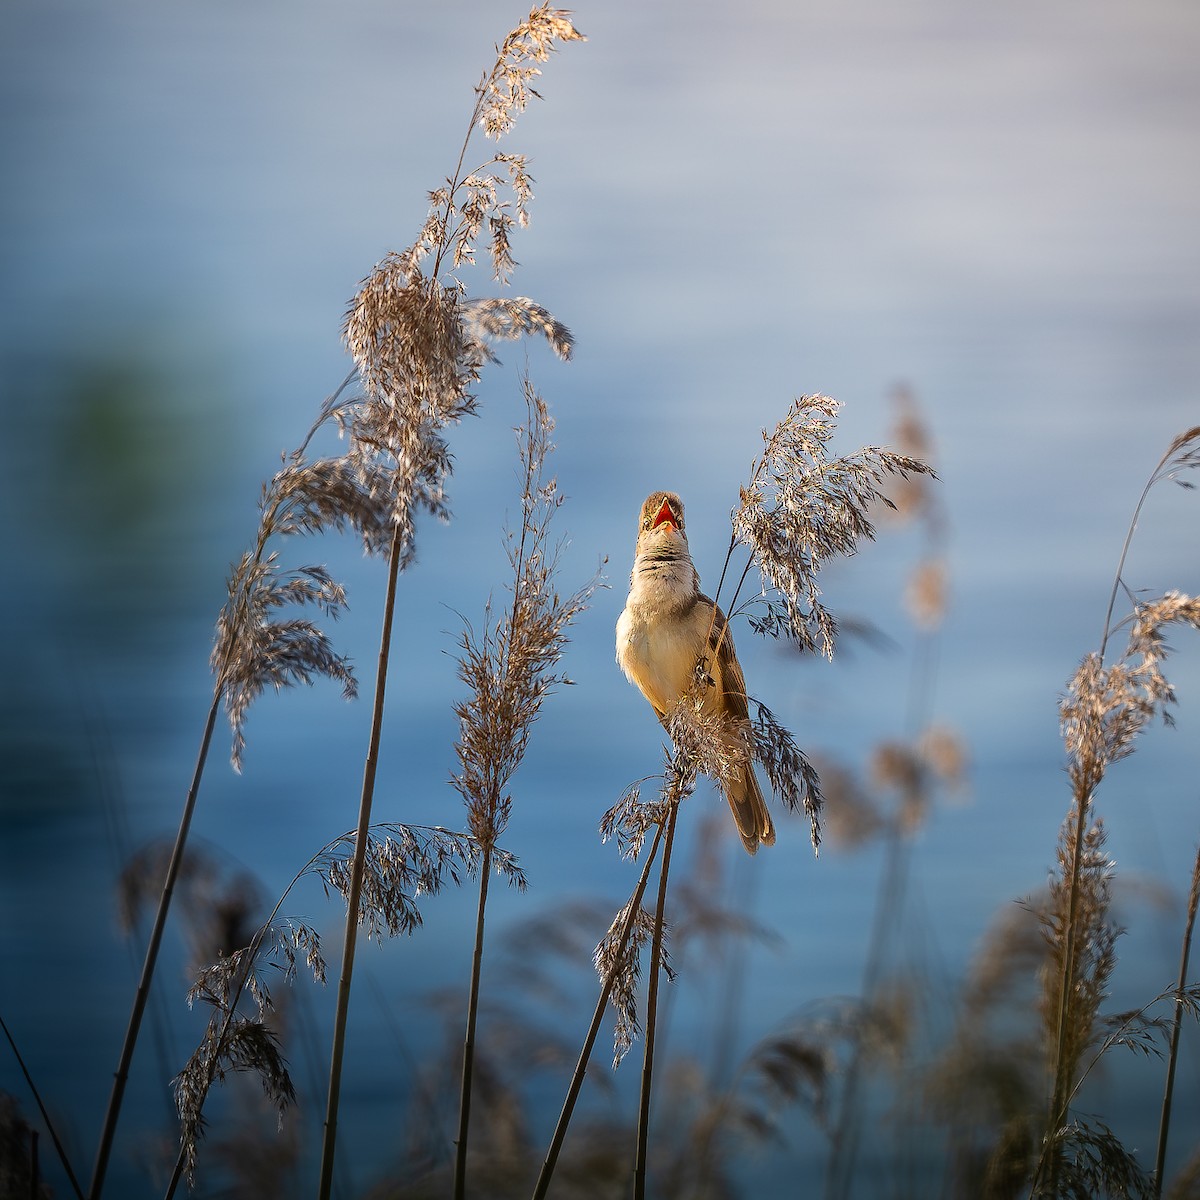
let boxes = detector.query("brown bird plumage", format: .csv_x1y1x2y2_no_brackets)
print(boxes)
615,491,775,854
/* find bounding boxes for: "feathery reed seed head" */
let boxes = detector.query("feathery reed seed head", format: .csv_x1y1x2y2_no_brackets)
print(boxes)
452,382,597,851
735,394,934,659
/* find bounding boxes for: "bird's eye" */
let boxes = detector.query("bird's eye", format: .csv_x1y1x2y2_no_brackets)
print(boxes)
642,518,651,529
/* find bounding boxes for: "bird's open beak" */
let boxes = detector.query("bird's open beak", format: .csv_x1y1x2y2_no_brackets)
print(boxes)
651,498,677,531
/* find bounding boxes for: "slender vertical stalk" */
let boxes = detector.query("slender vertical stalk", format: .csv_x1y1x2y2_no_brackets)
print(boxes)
317,524,405,1200
161,825,374,1200
1038,441,1179,1198
1154,843,1200,1197
453,394,554,1196
1039,786,1092,1198
88,690,221,1200
633,804,679,1200
1,1014,85,1200
531,822,666,1200
454,843,492,1199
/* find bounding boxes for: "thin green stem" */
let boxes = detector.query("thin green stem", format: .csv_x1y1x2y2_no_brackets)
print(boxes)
88,689,221,1200
633,803,679,1200
531,822,666,1200
317,522,405,1200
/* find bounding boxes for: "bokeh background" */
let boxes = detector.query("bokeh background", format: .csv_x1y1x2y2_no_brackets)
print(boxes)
2,0,1199,1195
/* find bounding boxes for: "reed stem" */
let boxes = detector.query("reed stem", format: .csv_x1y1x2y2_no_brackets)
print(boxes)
1,1013,85,1200
531,822,666,1200
633,803,679,1200
317,522,405,1200
89,690,220,1200
1154,843,1200,1196
454,843,493,1199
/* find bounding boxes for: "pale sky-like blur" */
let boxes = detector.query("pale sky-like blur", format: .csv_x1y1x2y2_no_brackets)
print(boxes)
2,2,1199,1195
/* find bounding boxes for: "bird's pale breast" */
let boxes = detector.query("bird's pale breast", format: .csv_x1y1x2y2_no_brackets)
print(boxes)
616,596,705,718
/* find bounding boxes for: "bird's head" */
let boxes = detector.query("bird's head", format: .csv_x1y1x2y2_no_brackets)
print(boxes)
637,491,687,546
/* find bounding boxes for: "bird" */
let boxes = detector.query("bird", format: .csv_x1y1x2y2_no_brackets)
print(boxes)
615,490,776,854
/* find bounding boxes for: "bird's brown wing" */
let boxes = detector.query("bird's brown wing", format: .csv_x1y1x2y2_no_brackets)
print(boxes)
702,597,751,721
702,596,776,852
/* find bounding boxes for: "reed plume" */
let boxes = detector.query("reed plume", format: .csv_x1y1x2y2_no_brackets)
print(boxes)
733,393,934,665
164,824,504,1195
318,10,581,1196
1033,427,1200,1198
88,375,375,1200
451,378,597,1198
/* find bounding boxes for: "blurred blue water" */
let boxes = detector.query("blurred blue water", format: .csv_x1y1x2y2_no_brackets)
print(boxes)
2,1,1199,1196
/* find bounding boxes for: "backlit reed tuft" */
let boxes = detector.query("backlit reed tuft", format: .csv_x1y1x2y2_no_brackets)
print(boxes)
452,381,597,854
214,442,412,769
477,6,585,138
173,924,310,1185
733,393,934,659
729,394,934,851
336,5,581,565
1034,588,1200,1196
319,825,524,939
215,549,353,774
750,699,823,850
1063,593,1200,801
1032,426,1200,1198
1038,813,1119,1114
89,421,379,1197
318,12,581,1196
451,379,595,1198
594,899,673,1070
168,823,495,1193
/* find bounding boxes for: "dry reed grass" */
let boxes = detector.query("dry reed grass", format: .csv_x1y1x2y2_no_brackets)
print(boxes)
10,8,1200,1199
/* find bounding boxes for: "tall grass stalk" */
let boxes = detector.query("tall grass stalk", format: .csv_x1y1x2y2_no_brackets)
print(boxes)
88,369,365,1200
87,694,220,1200
536,396,923,1194
315,10,581,1193
2,1013,85,1200
1154,844,1200,1196
456,851,493,1199
632,803,680,1200
1035,427,1200,1197
317,522,405,1200
531,821,667,1200
451,382,595,1198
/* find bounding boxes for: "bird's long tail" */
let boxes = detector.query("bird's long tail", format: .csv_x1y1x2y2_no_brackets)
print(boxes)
726,762,776,855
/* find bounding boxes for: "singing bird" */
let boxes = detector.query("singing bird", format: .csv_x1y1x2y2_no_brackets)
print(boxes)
616,491,775,854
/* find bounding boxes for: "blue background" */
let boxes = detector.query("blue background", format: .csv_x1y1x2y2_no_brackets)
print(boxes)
2,1,1199,1195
